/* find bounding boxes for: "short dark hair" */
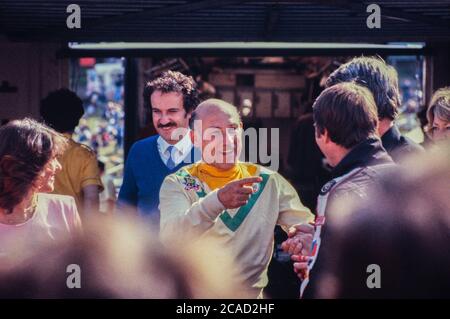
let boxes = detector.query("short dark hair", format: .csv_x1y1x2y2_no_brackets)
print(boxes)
143,71,199,114
326,56,400,120
40,88,84,133
0,118,66,214
313,82,379,149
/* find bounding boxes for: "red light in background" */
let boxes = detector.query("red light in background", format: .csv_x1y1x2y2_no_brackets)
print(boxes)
79,58,96,67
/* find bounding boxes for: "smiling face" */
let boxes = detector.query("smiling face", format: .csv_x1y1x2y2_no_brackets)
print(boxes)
151,90,191,144
36,156,62,193
193,103,243,170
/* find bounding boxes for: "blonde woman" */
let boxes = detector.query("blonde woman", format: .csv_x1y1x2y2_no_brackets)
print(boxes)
426,87,450,142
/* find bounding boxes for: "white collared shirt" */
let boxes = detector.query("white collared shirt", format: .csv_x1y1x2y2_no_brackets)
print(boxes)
157,130,193,167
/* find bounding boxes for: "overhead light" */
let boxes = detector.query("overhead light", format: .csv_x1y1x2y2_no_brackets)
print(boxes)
68,42,425,50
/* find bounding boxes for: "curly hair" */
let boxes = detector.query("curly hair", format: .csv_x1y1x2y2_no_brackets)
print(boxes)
0,118,67,214
40,88,84,133
326,56,401,120
143,71,200,114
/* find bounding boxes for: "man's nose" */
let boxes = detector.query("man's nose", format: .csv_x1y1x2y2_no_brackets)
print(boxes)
227,131,237,143
159,113,171,124
435,132,447,141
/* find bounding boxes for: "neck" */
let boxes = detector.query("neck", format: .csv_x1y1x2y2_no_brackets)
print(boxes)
0,191,36,225
327,146,351,167
201,162,238,171
378,118,393,137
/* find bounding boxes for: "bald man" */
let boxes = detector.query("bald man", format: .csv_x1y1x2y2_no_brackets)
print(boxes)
159,99,314,298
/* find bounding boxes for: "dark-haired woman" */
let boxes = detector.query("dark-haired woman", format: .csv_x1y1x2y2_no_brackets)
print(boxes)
0,118,82,256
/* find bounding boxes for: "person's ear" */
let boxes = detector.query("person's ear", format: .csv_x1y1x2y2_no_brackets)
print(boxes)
375,121,381,137
190,129,203,148
190,129,195,144
322,128,331,144
33,172,44,191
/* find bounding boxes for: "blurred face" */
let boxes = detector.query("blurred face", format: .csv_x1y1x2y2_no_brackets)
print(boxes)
36,156,62,193
193,110,242,170
151,90,191,144
429,116,450,142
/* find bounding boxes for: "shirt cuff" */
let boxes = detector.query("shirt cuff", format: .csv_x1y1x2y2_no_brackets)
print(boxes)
200,189,226,220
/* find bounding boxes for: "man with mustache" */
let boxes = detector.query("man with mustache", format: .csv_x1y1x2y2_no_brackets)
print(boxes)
159,99,314,298
118,71,200,225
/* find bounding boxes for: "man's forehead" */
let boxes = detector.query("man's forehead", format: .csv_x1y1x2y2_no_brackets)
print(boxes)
198,110,240,127
195,100,240,123
152,89,182,97
151,90,184,107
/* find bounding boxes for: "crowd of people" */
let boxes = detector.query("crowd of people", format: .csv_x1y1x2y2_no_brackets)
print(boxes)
0,58,449,298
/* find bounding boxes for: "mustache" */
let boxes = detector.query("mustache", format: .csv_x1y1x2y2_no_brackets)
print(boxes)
158,122,177,128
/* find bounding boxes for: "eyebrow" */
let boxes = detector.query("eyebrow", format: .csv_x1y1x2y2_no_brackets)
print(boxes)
209,124,239,129
152,107,181,110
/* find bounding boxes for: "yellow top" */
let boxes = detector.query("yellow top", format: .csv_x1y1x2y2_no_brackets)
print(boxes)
187,162,258,190
52,134,103,214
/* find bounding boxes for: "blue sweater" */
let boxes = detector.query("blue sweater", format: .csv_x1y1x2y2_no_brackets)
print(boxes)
118,135,198,225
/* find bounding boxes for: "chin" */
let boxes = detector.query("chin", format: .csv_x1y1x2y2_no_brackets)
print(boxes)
157,131,169,140
40,185,54,193
215,162,236,170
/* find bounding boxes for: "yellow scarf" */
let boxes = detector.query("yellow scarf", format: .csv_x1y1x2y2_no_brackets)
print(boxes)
189,162,258,190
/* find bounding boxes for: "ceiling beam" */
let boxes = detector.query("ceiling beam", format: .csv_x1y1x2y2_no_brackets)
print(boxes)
83,0,253,29
9,0,253,40
309,0,450,30
264,4,280,40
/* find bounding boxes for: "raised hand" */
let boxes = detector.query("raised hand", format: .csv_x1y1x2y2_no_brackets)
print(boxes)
217,176,263,209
